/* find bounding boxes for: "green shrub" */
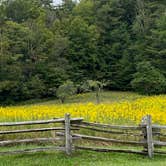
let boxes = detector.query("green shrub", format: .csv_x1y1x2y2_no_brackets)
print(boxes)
131,61,166,95
21,76,45,100
0,81,18,104
56,81,76,103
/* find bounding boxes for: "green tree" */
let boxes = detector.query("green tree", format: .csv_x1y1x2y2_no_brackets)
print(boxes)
131,61,166,95
67,16,99,82
93,0,133,89
21,76,45,100
56,81,76,103
1,0,166,104
5,0,42,23
87,80,104,104
145,15,166,77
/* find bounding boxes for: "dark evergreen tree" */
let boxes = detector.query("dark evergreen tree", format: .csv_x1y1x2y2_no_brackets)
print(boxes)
0,0,166,104
131,61,166,94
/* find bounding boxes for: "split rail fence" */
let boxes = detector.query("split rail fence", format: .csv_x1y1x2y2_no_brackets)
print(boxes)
0,114,165,158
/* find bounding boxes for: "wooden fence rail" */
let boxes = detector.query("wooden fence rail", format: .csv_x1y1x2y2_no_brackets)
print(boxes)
0,127,78,135
0,117,83,127
73,114,166,158
0,138,63,146
81,121,144,130
0,114,165,158
0,114,83,156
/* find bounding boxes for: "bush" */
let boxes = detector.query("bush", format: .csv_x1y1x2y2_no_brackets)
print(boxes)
56,81,76,103
131,61,166,95
0,81,19,105
76,81,92,93
21,76,45,100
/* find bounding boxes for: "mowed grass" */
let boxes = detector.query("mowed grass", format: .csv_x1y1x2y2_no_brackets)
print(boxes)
0,145,166,166
20,91,144,105
43,91,144,104
0,91,166,166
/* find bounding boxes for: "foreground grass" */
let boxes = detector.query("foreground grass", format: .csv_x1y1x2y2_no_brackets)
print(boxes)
0,149,166,166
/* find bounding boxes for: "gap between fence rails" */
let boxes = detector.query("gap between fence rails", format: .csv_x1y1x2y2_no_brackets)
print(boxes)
0,114,165,158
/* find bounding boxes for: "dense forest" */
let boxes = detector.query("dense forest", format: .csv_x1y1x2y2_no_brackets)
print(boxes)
0,0,166,104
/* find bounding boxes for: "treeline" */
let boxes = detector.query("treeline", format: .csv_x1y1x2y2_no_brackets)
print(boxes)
0,0,166,104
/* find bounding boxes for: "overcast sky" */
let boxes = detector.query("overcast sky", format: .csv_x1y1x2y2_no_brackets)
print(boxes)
53,0,62,5
53,0,78,5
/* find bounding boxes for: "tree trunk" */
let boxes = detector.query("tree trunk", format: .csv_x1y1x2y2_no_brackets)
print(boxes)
96,88,100,104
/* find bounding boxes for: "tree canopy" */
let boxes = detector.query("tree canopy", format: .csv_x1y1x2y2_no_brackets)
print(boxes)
0,0,166,104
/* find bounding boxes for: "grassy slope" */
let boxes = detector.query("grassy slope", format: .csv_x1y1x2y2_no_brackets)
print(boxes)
1,91,165,166
20,91,144,105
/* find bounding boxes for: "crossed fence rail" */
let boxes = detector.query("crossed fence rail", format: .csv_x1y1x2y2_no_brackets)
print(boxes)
0,114,165,158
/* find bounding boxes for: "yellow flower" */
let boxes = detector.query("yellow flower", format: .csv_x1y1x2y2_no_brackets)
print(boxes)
0,95,166,125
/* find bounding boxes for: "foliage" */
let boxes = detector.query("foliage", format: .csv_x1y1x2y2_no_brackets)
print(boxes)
0,0,166,104
131,62,166,95
79,80,105,103
56,81,76,103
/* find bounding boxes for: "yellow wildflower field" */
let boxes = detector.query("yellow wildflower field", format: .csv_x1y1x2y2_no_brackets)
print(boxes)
0,95,166,125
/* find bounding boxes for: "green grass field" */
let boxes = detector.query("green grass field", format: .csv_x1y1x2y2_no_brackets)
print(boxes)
19,91,144,105
0,147,166,166
0,91,166,166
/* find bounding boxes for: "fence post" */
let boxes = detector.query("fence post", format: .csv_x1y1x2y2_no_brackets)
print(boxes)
142,115,154,158
65,113,72,155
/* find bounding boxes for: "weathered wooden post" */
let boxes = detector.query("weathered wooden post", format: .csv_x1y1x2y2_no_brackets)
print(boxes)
141,115,154,158
65,113,72,155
